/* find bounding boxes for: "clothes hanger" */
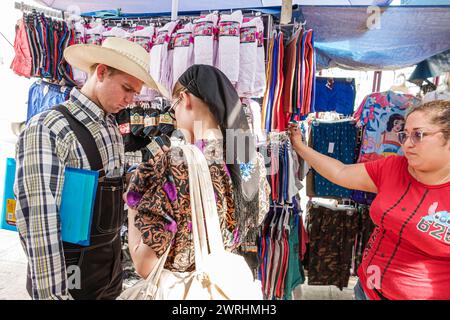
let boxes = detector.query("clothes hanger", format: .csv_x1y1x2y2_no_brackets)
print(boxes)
311,199,351,212
390,73,410,94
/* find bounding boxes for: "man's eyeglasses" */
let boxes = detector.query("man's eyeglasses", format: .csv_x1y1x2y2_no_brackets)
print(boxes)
397,130,442,145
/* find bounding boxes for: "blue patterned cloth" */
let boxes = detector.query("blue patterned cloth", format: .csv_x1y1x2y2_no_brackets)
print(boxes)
311,121,357,198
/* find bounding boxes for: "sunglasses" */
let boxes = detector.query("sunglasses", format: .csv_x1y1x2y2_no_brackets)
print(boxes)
397,130,442,145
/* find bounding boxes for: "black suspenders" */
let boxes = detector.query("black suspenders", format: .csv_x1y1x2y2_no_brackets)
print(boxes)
52,104,105,176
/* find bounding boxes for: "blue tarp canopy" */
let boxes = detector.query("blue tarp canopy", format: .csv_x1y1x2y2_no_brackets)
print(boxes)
33,1,450,70
34,1,397,14
303,6,450,70
409,49,450,82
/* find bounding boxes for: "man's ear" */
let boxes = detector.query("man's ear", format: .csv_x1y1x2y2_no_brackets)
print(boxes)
96,64,108,82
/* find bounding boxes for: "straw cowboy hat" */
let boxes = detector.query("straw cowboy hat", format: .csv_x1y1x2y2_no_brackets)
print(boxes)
64,37,168,97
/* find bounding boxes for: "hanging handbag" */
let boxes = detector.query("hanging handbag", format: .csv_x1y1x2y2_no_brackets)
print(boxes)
118,144,263,300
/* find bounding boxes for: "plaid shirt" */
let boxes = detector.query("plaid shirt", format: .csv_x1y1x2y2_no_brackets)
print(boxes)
14,88,124,300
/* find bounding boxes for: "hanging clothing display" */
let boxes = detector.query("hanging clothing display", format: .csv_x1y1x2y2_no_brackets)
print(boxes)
15,12,266,98
257,133,306,300
262,31,285,132
236,18,258,97
422,89,450,102
172,23,194,88
71,21,88,86
84,21,105,45
351,205,375,274
305,202,359,290
27,80,72,122
193,13,219,67
241,98,265,145
116,97,174,156
306,119,358,198
11,18,33,78
313,77,356,116
102,26,131,39
149,21,180,92
217,10,243,84
253,17,267,98
260,133,302,204
130,25,155,52
299,30,316,117
258,201,305,300
354,90,421,163
282,29,301,123
11,13,75,84
261,33,275,133
263,28,316,132
281,28,316,121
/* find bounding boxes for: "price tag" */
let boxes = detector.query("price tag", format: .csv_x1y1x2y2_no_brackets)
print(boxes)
6,199,16,225
328,142,335,154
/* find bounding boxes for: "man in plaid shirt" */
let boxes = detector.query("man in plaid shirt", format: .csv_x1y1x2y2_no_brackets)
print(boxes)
14,37,165,299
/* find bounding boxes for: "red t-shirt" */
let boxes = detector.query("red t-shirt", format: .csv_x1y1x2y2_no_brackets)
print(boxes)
358,156,450,300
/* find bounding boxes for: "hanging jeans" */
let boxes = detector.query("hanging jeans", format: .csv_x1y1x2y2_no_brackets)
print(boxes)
27,81,72,122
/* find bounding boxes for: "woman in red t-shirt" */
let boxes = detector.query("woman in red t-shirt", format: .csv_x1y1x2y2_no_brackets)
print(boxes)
289,100,450,300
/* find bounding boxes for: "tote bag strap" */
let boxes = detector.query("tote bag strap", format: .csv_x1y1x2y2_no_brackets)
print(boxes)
181,145,225,258
141,240,171,299
180,144,209,269
188,145,225,255
141,143,227,297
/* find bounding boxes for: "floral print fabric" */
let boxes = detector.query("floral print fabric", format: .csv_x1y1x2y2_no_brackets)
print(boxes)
354,90,421,163
127,139,237,272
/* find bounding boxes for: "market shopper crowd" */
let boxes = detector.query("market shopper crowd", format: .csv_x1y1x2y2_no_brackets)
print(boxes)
12,31,450,300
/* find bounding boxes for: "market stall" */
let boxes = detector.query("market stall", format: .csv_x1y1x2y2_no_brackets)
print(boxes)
3,0,450,300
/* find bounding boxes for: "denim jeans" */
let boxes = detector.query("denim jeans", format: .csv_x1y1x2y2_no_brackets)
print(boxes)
354,280,370,300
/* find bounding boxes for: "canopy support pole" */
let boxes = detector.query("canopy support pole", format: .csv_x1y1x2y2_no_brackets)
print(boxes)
372,71,382,93
171,0,179,21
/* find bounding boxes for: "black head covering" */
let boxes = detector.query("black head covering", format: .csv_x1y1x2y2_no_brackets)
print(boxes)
177,64,260,203
178,64,248,133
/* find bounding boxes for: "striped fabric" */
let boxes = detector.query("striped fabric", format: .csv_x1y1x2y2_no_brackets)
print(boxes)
14,88,124,299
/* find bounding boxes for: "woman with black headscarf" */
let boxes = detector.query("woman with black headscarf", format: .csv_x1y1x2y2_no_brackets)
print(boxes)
124,65,270,278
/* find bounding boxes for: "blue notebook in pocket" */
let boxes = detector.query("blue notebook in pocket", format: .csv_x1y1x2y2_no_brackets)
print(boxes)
1,158,18,232
59,167,99,246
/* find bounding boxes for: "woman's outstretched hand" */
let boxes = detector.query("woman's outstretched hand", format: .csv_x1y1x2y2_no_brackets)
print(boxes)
288,122,305,153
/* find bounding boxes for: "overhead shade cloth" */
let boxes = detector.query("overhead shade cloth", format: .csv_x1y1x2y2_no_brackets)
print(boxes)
33,0,264,14
303,6,450,70
409,49,450,82
36,0,445,15
34,1,450,70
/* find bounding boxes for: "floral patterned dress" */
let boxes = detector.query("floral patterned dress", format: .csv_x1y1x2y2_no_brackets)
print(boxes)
354,90,421,163
127,139,238,272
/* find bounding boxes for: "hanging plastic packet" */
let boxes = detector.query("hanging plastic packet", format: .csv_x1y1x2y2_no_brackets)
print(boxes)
142,135,172,162
116,108,132,145
143,101,161,137
158,99,176,136
130,103,145,137
139,101,151,136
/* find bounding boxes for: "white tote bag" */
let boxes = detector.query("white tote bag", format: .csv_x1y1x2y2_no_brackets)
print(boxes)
118,144,263,300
